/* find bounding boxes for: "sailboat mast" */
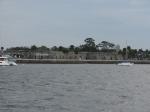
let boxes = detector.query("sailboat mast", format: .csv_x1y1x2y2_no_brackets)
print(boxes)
125,41,128,60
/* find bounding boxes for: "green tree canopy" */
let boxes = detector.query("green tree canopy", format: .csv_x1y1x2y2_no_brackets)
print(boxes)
80,38,98,52
31,45,37,51
98,41,115,50
38,46,49,52
69,45,75,51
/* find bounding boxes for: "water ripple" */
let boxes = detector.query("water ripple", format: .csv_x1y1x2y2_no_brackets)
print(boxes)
0,64,150,112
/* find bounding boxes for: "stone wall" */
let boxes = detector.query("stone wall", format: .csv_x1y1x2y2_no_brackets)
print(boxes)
6,50,123,60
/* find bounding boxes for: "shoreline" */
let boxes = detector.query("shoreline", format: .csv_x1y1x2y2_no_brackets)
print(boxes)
16,59,150,64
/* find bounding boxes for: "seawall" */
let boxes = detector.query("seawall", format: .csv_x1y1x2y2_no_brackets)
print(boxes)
16,59,150,64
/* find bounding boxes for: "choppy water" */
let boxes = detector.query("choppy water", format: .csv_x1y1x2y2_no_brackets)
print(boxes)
0,64,150,112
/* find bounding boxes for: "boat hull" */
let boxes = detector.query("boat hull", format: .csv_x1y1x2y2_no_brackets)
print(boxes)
0,61,17,66
118,62,134,66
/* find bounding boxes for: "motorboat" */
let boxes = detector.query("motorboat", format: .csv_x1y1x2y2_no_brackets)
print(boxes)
0,56,17,66
117,62,134,66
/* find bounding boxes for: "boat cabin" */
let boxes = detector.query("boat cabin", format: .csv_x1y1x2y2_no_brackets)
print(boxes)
0,57,8,61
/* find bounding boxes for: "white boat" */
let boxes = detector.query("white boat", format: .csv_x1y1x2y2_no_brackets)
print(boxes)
0,56,17,66
117,62,134,66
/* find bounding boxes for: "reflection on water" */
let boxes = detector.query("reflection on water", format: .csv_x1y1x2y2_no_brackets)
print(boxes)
0,64,150,112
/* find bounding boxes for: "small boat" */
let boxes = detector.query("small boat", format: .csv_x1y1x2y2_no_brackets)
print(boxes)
117,62,134,66
0,56,17,66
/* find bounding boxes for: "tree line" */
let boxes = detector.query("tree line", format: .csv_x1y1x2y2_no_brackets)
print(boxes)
6,38,117,52
5,38,150,60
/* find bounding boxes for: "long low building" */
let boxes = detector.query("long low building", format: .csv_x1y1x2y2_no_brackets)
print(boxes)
6,50,123,60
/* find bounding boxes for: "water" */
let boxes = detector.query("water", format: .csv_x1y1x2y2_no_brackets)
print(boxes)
0,64,150,112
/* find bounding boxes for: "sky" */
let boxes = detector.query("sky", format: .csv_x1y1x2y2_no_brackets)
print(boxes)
0,0,150,49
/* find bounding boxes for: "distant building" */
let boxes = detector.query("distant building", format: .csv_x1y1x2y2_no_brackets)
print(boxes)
6,50,123,60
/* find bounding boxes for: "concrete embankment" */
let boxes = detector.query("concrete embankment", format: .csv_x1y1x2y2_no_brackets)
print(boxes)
16,59,150,64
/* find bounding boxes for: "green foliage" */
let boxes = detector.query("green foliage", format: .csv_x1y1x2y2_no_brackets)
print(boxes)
80,38,98,52
69,45,75,51
62,48,69,54
6,47,30,52
1,47,4,50
74,47,80,54
51,46,58,51
57,46,69,54
98,41,115,50
31,45,37,51
38,46,50,52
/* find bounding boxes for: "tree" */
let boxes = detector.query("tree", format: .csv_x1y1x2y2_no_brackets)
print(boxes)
62,48,69,54
127,46,131,52
122,48,127,59
145,49,150,59
69,45,75,51
0,47,4,56
130,49,137,59
84,38,96,47
58,46,64,51
126,46,131,58
80,38,97,52
98,41,115,51
114,44,120,52
58,46,69,53
1,47,4,50
7,47,30,51
137,49,144,60
51,46,58,51
38,46,49,52
74,47,80,54
31,45,37,51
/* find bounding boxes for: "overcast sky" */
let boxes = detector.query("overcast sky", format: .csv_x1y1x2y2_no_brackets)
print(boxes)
0,0,150,49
